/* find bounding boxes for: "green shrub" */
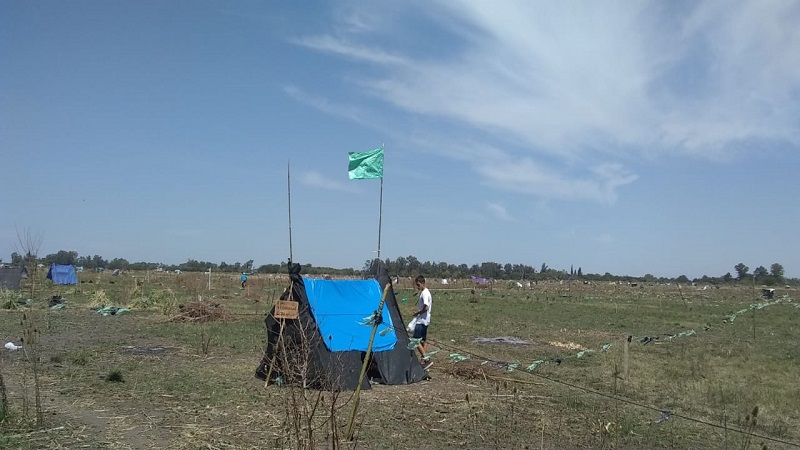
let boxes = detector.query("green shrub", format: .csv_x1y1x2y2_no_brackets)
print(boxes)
0,288,23,310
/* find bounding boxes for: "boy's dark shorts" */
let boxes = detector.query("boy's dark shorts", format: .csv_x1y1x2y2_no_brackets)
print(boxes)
413,323,428,341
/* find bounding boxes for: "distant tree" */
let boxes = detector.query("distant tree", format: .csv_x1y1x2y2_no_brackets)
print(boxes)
770,263,785,283
722,272,733,283
577,267,582,277
244,259,254,272
676,275,690,283
479,262,502,279
177,259,217,272
406,256,420,274
128,261,159,271
75,255,90,268
108,258,130,270
92,255,107,268
734,263,749,281
394,256,408,276
437,261,451,278
44,250,78,265
540,263,548,274
753,266,769,283
362,259,374,273
11,252,23,265
219,261,229,271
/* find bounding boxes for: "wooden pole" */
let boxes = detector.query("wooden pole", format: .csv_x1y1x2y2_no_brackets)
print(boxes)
623,335,631,384
377,175,383,263
263,319,286,388
288,160,293,265
264,280,293,388
752,275,757,342
346,283,391,440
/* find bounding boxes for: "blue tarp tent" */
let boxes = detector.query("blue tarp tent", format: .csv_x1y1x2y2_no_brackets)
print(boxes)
46,264,78,285
255,262,428,390
304,278,397,352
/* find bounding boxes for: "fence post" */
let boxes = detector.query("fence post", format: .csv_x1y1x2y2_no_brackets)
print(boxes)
623,335,631,384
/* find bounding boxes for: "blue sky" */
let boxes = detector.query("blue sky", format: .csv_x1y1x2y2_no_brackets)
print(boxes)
2,1,799,278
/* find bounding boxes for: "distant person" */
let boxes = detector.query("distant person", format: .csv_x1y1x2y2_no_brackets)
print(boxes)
241,272,248,289
412,275,433,367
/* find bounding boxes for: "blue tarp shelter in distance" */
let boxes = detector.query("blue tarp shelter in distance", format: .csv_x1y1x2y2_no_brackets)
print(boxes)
303,278,396,352
46,264,78,285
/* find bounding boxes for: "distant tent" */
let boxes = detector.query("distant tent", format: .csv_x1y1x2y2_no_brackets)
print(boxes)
0,267,28,290
255,263,428,390
46,264,78,285
470,276,490,284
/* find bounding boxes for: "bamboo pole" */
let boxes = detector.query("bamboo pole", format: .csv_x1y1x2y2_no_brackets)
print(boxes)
264,281,293,388
623,335,631,384
346,283,391,440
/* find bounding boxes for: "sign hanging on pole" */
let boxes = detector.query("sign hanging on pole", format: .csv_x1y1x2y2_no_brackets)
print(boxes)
274,300,299,319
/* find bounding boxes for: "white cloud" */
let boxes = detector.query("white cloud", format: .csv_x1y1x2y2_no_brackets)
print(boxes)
283,85,370,125
299,171,355,192
290,35,407,66
475,157,637,204
486,202,512,221
290,1,800,200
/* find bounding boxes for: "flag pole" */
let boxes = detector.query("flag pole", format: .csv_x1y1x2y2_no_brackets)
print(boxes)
287,160,293,265
376,145,384,267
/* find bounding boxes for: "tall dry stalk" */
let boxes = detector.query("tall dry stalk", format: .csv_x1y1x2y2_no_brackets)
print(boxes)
21,312,43,427
15,228,42,301
270,313,346,449
184,273,213,355
740,406,759,450
0,356,7,422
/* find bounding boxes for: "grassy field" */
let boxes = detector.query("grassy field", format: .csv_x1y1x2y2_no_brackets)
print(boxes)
0,271,798,449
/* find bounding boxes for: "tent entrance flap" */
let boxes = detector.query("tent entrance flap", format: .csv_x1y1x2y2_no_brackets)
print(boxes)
303,278,397,352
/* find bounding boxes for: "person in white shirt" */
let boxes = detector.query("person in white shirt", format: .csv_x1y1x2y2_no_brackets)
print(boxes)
412,275,432,365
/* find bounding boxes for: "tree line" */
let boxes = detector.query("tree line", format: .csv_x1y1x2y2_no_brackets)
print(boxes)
367,257,795,286
3,250,358,277
732,262,786,286
2,250,794,286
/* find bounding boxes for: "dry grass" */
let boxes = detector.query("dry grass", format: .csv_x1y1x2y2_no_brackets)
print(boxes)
0,288,24,310
0,272,798,449
169,301,231,322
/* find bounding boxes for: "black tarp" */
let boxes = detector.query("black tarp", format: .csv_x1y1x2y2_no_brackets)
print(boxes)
0,267,28,290
256,262,427,390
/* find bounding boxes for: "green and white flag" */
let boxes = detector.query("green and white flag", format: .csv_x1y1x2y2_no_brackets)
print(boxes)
348,147,384,180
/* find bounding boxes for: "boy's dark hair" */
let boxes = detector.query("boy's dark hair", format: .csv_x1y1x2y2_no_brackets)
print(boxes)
414,275,426,285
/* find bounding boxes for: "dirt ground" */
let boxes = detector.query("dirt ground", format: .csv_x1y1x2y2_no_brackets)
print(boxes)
3,276,797,449
0,308,635,449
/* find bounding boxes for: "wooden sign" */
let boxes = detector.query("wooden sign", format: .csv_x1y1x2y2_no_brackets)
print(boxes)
274,300,299,319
